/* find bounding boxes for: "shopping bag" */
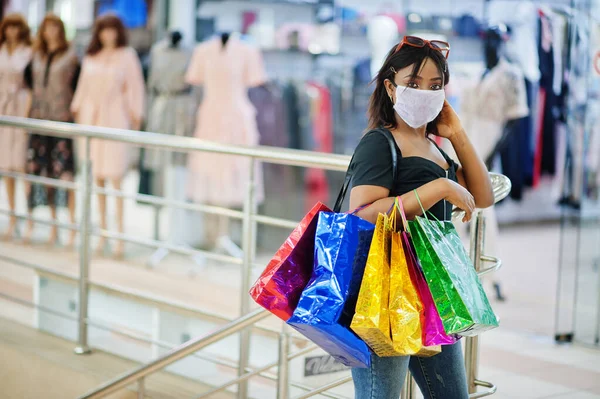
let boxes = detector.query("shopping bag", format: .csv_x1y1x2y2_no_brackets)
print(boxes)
350,213,396,357
249,202,332,321
287,211,375,368
409,195,499,336
396,199,458,347
389,202,441,357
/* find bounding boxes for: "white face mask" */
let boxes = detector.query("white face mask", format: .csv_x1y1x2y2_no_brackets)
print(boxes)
392,85,445,129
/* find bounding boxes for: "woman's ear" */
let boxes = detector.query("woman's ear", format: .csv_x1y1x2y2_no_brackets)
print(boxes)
384,79,395,103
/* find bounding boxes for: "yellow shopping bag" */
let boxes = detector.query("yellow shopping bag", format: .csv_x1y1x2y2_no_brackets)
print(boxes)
350,212,397,357
389,198,441,357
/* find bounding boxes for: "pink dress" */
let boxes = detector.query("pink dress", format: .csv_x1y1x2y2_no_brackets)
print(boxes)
71,47,145,179
185,37,267,207
0,44,32,172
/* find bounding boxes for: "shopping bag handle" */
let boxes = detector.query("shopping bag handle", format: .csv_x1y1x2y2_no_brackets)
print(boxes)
333,128,398,213
413,189,442,223
394,196,410,232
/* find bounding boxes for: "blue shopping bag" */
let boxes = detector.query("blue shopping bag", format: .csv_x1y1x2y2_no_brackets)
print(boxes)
287,211,375,368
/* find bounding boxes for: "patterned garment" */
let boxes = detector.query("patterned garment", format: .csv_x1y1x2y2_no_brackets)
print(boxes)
25,47,79,208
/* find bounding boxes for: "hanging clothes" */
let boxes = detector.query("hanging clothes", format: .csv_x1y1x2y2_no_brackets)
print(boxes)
536,10,559,180
71,47,145,180
143,41,194,196
304,82,333,211
185,36,267,207
24,46,80,208
0,43,32,172
248,83,287,148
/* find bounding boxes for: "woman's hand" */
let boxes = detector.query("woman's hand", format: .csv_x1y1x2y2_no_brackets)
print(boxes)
433,100,463,140
442,178,475,222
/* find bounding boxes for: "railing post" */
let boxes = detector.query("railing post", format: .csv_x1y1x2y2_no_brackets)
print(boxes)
75,137,92,355
401,373,416,399
465,211,485,394
276,326,290,399
238,157,257,399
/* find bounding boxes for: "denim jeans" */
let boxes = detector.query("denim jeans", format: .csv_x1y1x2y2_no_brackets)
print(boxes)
351,342,469,399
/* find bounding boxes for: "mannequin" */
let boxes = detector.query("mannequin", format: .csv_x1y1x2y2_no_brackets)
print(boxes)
185,30,267,253
24,13,80,246
366,15,399,79
0,14,32,239
71,14,145,258
143,30,192,197
460,26,529,301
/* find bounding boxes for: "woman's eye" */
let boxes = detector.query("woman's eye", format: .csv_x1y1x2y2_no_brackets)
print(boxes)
407,82,419,89
431,84,443,90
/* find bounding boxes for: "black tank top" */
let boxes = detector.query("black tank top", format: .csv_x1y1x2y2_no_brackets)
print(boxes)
349,128,458,221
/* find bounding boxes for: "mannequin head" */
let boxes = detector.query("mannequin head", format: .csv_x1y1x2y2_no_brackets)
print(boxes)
366,15,399,78
483,25,508,70
0,13,31,48
35,13,68,55
368,39,450,130
87,14,127,55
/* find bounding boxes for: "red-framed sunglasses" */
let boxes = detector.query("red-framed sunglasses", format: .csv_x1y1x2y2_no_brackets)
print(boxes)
395,36,451,59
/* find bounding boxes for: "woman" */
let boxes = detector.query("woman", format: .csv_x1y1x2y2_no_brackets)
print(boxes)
349,37,494,398
24,13,79,246
0,13,32,239
71,14,145,258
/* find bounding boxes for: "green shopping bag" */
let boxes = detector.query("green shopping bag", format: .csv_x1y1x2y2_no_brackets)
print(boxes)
409,193,498,336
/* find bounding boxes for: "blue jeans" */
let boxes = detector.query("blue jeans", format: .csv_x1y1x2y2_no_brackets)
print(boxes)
351,342,469,399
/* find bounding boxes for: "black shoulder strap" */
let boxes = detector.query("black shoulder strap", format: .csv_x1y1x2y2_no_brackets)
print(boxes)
333,128,398,213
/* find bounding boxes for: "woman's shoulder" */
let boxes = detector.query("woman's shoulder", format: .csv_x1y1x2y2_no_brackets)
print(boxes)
355,128,393,152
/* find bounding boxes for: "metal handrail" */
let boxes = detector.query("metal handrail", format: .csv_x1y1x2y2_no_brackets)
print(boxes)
0,116,350,171
0,116,512,399
76,178,511,399
78,308,269,399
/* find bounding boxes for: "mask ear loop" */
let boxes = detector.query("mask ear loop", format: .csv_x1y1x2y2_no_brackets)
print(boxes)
388,67,398,102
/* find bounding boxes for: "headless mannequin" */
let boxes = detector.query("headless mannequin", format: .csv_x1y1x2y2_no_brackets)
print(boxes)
482,26,519,170
481,26,516,302
366,16,399,79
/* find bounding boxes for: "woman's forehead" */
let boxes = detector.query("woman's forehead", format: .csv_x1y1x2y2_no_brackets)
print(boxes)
397,58,442,79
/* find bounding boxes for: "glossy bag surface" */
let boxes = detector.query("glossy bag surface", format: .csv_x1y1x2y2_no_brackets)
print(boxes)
350,213,396,356
250,202,331,321
288,211,374,368
410,216,498,336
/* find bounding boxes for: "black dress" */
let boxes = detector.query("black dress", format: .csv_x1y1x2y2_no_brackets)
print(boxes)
349,129,459,221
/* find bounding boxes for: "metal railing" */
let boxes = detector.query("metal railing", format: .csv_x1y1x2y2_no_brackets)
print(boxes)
0,116,510,399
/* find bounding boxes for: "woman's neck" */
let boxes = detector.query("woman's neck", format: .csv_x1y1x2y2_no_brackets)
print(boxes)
5,40,19,54
394,115,427,138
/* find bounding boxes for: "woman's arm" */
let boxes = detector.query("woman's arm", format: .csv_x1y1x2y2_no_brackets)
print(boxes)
435,100,494,208
350,177,475,224
451,130,494,208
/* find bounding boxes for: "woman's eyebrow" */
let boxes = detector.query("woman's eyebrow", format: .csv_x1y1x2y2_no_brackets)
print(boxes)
404,74,422,80
430,77,443,81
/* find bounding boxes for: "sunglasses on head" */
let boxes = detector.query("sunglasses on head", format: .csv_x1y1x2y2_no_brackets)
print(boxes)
395,36,451,59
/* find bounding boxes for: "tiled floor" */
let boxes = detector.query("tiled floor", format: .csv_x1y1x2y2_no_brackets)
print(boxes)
1,173,600,398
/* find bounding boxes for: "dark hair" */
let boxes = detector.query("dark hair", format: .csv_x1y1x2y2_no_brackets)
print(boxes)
86,14,127,55
34,13,69,56
367,43,450,131
0,13,32,47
